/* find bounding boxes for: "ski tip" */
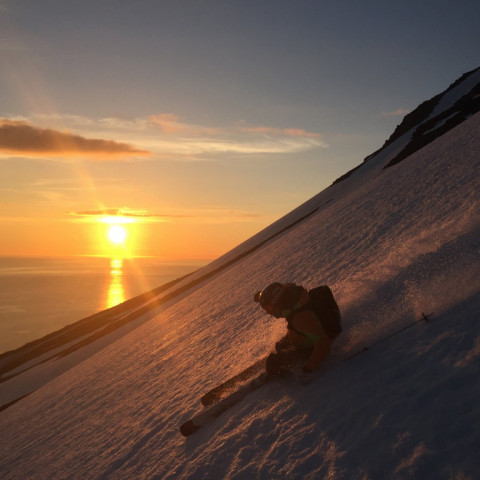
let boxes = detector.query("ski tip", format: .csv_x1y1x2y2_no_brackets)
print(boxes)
180,420,201,437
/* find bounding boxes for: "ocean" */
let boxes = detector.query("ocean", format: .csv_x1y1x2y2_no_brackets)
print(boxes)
0,256,207,354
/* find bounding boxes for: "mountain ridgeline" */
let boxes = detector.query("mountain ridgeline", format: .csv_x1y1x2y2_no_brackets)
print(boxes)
333,66,480,185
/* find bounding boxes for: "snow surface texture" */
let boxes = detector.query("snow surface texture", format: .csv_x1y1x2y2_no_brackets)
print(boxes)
1,94,480,478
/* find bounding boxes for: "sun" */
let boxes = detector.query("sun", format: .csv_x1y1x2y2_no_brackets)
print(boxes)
107,225,127,245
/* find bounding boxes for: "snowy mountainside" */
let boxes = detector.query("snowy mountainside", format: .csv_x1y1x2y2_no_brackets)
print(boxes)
1,73,480,479
1,67,479,409
334,65,480,182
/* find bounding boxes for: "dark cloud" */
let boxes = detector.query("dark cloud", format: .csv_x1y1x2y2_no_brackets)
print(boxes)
0,120,150,158
70,208,180,220
70,208,260,221
75,209,162,217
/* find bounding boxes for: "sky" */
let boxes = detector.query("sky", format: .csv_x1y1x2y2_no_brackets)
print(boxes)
1,0,479,260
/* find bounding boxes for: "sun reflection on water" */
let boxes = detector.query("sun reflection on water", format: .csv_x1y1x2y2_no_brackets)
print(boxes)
107,258,125,309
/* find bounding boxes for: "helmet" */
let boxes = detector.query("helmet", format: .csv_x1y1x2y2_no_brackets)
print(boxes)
254,282,286,316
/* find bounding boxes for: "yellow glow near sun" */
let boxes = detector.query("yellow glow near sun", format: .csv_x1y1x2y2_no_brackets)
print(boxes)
107,225,127,245
96,215,139,256
100,216,135,225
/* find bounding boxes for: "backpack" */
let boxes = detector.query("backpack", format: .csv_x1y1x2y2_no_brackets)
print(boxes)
286,285,342,341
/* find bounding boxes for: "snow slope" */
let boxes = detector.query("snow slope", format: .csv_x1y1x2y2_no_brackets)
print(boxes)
1,74,480,479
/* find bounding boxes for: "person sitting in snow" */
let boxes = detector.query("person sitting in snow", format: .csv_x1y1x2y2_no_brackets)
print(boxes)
254,282,341,376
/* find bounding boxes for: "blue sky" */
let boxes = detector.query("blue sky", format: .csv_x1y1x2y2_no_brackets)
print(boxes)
0,0,479,258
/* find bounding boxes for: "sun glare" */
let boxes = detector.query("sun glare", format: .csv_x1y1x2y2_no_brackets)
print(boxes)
107,225,127,245
97,215,138,256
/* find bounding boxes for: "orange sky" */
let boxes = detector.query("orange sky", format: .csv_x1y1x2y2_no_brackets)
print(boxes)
0,207,267,260
0,116,325,260
2,2,476,260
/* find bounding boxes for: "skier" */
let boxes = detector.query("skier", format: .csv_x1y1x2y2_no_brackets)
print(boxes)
254,282,341,376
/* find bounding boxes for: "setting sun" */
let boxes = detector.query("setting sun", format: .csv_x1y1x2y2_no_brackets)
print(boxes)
97,216,138,257
107,225,127,245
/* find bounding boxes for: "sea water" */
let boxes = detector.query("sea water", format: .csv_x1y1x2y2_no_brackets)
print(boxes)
0,256,207,354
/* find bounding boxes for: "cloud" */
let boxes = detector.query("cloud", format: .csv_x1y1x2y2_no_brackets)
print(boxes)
238,125,322,138
0,119,151,159
145,119,327,156
12,113,326,160
154,136,324,157
70,208,171,222
149,113,185,133
69,207,260,223
381,108,411,117
105,114,326,153
149,114,220,136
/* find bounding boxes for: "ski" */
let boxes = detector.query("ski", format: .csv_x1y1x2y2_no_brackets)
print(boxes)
200,355,268,407
180,372,270,437
182,312,435,437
